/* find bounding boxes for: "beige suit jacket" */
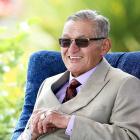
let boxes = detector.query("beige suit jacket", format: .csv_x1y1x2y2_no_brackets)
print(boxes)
26,58,140,140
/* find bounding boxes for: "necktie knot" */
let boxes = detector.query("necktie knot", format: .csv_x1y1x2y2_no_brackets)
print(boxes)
62,79,81,103
69,79,81,89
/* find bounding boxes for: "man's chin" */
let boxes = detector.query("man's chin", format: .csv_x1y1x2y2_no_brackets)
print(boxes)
69,69,83,77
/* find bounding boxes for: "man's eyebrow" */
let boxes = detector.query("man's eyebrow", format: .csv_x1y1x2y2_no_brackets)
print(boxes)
78,35,88,38
61,34,89,38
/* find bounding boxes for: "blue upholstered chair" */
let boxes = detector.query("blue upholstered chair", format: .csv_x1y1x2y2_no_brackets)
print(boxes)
11,51,140,140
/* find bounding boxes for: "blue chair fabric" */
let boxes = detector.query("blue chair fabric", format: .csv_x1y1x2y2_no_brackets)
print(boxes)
11,51,140,140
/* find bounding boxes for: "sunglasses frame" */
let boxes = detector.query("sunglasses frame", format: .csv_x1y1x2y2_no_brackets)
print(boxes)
58,37,106,48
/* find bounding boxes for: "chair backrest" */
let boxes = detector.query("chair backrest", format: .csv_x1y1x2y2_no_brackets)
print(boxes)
12,51,140,140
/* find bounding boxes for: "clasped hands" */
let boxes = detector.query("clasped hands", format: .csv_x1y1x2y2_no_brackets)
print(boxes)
30,108,70,139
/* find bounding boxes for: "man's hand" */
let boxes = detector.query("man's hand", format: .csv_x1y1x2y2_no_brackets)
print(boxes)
30,108,71,137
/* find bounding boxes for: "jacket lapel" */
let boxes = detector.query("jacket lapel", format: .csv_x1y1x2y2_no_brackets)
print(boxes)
59,58,111,114
35,71,70,109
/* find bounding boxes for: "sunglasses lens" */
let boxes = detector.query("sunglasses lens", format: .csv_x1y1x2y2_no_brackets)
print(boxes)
59,38,89,48
59,39,71,47
76,39,89,47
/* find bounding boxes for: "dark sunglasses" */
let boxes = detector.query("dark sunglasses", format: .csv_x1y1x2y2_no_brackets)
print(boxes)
58,37,106,48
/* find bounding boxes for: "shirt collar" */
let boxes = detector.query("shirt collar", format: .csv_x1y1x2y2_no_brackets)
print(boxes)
69,67,96,85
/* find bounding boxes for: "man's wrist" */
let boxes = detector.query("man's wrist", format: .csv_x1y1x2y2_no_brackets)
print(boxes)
64,115,71,128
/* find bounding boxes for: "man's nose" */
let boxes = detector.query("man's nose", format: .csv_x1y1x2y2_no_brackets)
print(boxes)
69,40,80,53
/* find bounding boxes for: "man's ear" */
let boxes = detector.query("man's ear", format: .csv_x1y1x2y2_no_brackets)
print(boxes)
101,38,111,56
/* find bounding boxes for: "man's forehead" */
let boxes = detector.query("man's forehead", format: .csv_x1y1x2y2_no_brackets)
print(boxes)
62,20,97,37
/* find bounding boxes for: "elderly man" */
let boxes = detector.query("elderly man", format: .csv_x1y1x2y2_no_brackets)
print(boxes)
18,10,140,140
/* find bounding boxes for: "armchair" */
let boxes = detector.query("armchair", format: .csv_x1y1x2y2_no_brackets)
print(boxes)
11,51,140,140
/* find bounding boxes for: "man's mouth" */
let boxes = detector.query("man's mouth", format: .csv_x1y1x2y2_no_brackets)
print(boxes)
68,56,83,62
69,56,82,59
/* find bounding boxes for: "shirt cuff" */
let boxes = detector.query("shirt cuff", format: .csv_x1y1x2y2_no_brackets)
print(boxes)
65,115,75,136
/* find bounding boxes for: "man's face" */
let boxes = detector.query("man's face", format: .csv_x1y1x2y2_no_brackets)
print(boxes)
60,20,110,77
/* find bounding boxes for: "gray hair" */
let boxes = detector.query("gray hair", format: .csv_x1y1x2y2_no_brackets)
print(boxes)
66,10,110,37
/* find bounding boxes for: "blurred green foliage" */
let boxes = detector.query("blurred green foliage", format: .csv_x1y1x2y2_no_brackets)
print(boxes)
0,0,139,139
